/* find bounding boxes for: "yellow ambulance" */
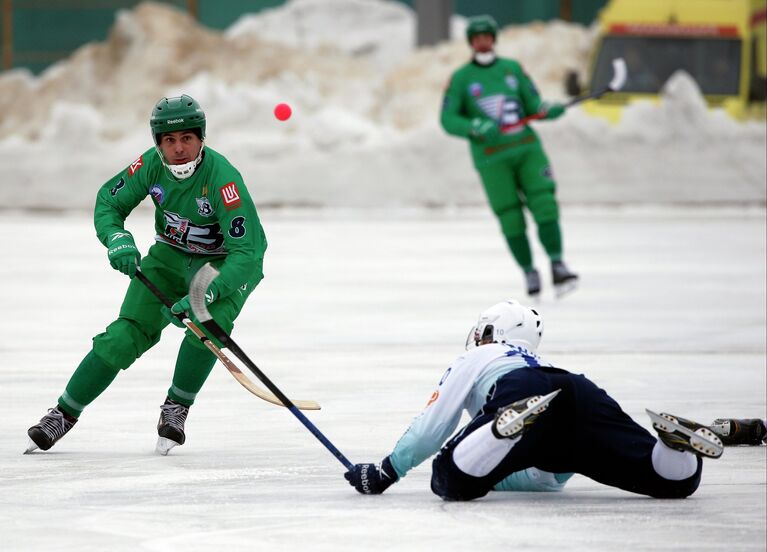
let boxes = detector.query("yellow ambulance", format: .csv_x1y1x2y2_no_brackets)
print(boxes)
567,0,767,120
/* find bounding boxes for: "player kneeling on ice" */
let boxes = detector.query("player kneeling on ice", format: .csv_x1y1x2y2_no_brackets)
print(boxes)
345,300,724,500
25,95,267,456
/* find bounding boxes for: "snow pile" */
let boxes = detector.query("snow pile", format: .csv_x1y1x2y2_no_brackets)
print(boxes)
0,0,764,211
533,71,767,204
225,0,417,72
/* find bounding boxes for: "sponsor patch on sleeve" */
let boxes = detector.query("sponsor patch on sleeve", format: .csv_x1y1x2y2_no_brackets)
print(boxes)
220,182,242,210
128,155,143,177
425,390,440,407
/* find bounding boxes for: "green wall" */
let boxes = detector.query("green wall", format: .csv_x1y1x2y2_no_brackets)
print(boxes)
4,0,186,73
197,0,285,31
1,0,607,74
400,0,607,26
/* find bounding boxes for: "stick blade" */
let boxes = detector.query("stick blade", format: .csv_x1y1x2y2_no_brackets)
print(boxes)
190,263,220,322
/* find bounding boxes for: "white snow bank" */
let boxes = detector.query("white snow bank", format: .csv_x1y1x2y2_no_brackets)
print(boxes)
0,0,763,211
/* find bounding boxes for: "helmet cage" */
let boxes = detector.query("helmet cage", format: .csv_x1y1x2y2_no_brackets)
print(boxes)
150,94,206,180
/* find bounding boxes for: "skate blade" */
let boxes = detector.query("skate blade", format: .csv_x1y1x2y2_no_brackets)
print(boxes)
554,280,578,299
23,439,39,454
495,389,561,438
646,410,724,459
155,437,180,456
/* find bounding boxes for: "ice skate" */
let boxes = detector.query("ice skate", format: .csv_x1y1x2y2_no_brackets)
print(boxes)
524,269,541,297
156,397,189,456
25,406,78,453
492,389,561,439
709,418,766,446
551,261,578,298
646,410,723,459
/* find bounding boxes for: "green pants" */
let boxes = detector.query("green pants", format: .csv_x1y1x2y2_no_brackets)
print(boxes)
93,242,262,370
58,243,263,416
477,145,563,270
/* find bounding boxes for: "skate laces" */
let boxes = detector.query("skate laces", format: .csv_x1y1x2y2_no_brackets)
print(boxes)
37,408,74,440
160,402,188,429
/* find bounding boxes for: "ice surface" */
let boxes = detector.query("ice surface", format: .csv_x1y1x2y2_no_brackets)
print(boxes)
0,1,764,548
0,207,764,551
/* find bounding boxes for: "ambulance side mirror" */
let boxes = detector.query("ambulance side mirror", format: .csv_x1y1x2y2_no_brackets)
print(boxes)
564,70,582,97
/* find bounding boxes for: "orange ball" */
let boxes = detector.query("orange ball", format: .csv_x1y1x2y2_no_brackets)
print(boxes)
274,103,292,121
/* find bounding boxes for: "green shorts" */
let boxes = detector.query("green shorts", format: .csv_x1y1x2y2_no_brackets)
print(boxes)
92,242,262,370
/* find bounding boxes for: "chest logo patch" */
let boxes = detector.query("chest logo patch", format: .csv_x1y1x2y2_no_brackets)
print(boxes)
220,182,242,211
469,82,483,97
505,75,518,90
196,196,214,217
149,184,165,204
477,94,506,119
162,211,224,253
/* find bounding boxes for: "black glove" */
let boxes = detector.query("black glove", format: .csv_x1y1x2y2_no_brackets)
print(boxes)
344,456,399,495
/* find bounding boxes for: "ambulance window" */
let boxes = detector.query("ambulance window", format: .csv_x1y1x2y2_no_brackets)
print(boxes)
592,36,741,95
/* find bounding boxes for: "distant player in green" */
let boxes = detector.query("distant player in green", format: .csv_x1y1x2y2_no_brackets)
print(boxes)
441,15,578,297
26,95,268,455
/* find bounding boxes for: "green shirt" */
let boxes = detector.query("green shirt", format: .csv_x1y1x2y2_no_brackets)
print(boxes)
441,58,545,168
94,146,267,299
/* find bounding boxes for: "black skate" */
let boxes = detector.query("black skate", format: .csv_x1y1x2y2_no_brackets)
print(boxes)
646,410,723,459
524,269,541,297
492,389,561,439
709,418,766,446
551,261,578,298
25,406,78,453
156,397,189,455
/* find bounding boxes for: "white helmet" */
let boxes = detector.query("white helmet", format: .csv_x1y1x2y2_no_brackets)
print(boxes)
466,300,543,351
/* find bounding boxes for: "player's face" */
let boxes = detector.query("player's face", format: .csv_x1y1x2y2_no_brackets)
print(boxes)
159,130,202,165
470,33,495,53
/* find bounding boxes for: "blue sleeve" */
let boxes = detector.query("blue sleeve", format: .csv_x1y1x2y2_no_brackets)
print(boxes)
493,469,574,492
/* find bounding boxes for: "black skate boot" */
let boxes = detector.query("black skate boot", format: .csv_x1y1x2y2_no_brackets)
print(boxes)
709,418,766,446
524,269,541,297
25,406,78,453
492,389,561,439
551,261,578,298
156,397,189,455
646,410,723,459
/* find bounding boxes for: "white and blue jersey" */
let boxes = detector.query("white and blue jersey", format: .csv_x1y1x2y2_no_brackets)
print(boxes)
388,343,568,492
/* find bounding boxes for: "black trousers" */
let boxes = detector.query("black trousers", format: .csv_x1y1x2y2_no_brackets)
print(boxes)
431,367,702,501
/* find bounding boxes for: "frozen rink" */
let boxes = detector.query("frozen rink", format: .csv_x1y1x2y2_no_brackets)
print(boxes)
0,206,765,551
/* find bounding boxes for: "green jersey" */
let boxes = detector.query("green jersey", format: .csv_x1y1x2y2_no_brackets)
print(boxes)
441,58,546,168
94,146,267,299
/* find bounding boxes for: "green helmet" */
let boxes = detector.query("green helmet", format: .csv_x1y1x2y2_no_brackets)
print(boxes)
150,95,206,145
466,15,498,43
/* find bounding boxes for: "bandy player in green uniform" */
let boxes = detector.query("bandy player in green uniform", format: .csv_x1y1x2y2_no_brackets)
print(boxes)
26,95,267,455
441,15,578,297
